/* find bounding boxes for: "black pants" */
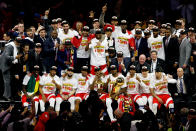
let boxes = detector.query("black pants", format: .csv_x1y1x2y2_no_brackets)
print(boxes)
75,58,90,73
174,94,192,109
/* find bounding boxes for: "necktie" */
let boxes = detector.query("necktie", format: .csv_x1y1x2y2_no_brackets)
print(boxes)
136,40,139,50
180,78,183,93
67,50,70,62
165,38,169,48
118,64,122,73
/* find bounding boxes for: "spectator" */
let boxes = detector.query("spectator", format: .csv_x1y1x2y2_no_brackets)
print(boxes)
173,68,192,109
163,26,179,75
0,37,23,101
147,50,165,73
179,29,192,74
111,51,127,76
134,28,149,60
133,54,150,73
43,30,60,73
27,43,46,74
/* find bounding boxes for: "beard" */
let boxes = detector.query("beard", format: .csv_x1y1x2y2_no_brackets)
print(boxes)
68,74,73,77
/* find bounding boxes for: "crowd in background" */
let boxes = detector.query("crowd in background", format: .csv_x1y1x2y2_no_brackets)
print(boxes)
0,0,196,131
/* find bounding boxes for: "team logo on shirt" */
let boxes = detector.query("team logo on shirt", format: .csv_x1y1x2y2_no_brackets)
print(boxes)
151,42,163,50
62,83,73,91
117,37,128,45
127,81,136,88
45,83,55,91
81,39,88,46
155,82,167,90
94,45,104,53
142,80,150,86
78,79,86,86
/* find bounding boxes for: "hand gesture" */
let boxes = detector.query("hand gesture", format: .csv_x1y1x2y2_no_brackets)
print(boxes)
157,97,163,104
89,11,95,18
136,75,141,82
15,54,23,59
102,4,107,13
42,95,47,102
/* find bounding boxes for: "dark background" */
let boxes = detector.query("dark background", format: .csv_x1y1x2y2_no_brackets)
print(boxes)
0,0,195,39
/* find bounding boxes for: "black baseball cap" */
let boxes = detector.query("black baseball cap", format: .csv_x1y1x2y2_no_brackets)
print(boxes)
67,67,74,72
117,51,123,57
129,65,136,70
50,66,57,70
35,43,42,48
110,65,117,70
141,66,148,71
81,66,88,71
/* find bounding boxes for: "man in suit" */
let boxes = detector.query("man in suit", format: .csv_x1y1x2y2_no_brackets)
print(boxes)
147,50,165,73
172,68,192,109
110,51,128,76
34,27,47,49
179,30,192,74
43,30,60,73
163,26,179,75
27,43,46,74
133,54,150,73
0,37,23,100
134,28,149,61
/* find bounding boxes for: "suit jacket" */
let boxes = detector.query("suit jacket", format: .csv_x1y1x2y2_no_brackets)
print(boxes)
132,61,151,73
147,58,165,72
43,37,61,69
179,37,192,67
27,50,46,73
163,36,179,65
172,74,191,95
0,44,15,73
136,37,149,58
34,35,47,49
110,58,127,76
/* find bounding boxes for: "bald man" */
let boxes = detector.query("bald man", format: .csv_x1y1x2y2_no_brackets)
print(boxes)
133,54,150,73
173,68,192,109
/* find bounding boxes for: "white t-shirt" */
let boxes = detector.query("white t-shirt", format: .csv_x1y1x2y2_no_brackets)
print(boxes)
112,30,133,57
108,74,127,93
89,38,108,66
39,75,61,94
58,29,79,43
148,35,165,60
77,37,90,58
60,76,77,94
137,73,153,94
126,74,140,95
75,74,90,94
150,74,170,95
89,75,108,91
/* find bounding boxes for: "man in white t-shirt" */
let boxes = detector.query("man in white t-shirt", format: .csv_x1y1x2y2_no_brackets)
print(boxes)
58,20,78,43
85,29,109,75
138,66,153,111
150,67,176,115
72,26,94,72
55,67,77,114
112,20,135,69
148,26,165,60
22,65,40,114
39,66,61,112
74,66,91,112
126,65,147,113
106,65,127,122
